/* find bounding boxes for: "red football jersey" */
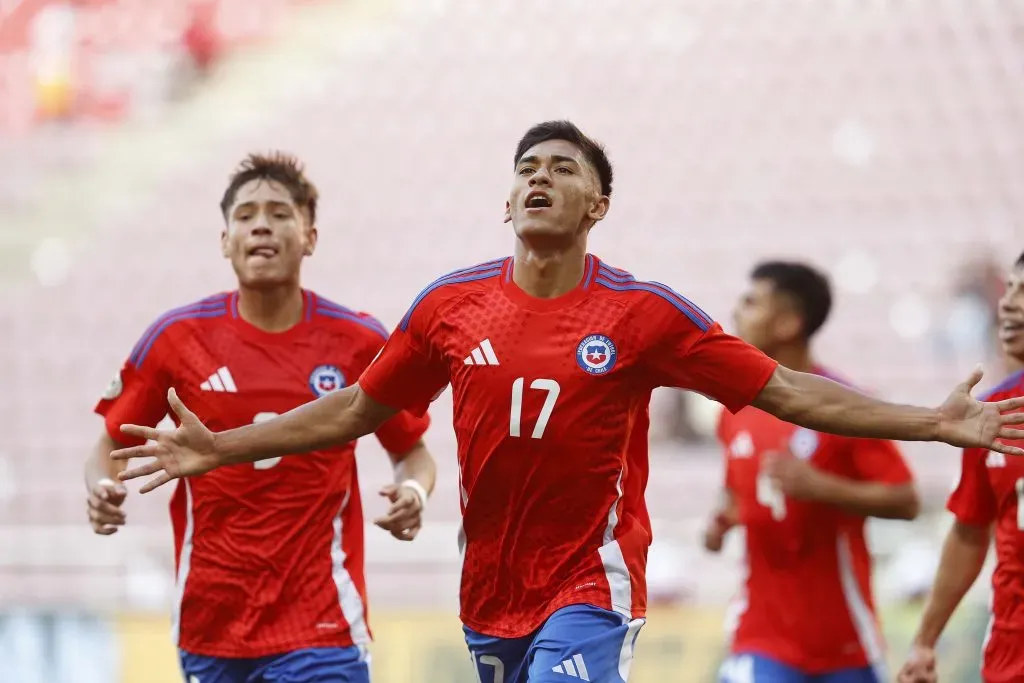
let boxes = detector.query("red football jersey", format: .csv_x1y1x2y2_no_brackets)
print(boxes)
718,367,912,676
946,369,1024,683
95,290,430,658
358,255,778,637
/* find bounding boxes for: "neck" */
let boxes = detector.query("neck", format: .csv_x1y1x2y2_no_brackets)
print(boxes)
767,343,816,373
237,284,304,332
511,232,588,299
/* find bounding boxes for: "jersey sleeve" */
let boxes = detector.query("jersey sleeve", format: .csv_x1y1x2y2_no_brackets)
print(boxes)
357,291,451,416
346,311,434,455
640,291,778,414
94,326,173,447
849,439,914,485
946,448,998,526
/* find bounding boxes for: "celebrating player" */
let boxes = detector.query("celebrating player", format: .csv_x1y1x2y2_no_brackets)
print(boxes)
897,252,1024,683
704,261,920,683
111,122,1024,683
84,153,436,683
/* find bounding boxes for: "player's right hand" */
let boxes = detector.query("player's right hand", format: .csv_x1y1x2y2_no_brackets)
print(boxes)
111,388,218,493
87,478,128,535
897,644,938,683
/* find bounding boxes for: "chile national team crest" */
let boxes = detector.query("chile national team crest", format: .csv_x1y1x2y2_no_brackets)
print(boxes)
576,334,617,375
308,364,346,397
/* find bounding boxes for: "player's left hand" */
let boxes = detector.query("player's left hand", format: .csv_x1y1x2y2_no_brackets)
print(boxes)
936,366,1024,455
763,451,826,501
373,483,423,542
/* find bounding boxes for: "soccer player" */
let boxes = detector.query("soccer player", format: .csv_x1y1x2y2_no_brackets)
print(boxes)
110,122,1024,683
704,261,920,683
83,153,437,683
897,252,1024,683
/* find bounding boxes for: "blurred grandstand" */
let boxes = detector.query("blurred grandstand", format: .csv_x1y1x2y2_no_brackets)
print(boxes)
0,0,1020,681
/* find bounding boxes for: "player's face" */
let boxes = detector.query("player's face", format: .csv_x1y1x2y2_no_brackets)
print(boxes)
732,279,802,353
998,265,1024,360
505,139,609,243
221,179,317,288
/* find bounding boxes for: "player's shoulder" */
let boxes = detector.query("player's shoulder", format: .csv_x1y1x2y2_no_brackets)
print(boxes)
590,256,714,332
398,257,508,331
980,369,1024,402
128,292,232,369
307,290,390,341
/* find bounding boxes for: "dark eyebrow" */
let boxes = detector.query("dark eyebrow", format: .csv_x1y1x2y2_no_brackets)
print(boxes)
516,154,580,167
233,200,293,214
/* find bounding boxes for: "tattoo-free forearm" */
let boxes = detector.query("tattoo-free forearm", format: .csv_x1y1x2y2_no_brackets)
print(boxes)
216,386,395,466
753,367,940,441
810,474,919,520
389,440,437,494
913,521,990,648
85,432,126,489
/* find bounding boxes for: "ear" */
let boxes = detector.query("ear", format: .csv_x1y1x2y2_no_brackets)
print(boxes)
773,310,804,344
587,195,610,224
220,228,230,258
305,226,318,256
503,200,512,224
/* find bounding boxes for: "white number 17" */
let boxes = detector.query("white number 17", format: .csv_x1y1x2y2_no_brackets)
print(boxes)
509,378,560,439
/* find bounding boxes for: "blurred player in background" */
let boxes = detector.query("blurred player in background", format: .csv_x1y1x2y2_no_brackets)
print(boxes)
898,252,1024,683
704,261,920,683
83,154,436,683
110,122,1024,683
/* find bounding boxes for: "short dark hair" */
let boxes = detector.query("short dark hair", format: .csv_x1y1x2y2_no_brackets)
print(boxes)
752,260,833,339
514,120,613,197
220,152,319,224
1016,251,1024,268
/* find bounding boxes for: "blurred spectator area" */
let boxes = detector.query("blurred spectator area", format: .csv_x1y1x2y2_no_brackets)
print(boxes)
0,0,1021,614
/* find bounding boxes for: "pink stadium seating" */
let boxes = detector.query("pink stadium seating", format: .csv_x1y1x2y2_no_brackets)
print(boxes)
0,0,1020,607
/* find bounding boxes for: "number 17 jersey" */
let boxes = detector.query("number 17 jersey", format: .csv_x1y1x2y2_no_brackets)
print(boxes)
358,255,778,638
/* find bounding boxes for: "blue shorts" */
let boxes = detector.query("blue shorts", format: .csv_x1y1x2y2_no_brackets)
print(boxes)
178,646,370,683
464,604,645,683
718,653,882,683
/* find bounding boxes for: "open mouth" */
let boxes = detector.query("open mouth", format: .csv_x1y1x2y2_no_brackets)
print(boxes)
247,245,279,260
525,191,552,210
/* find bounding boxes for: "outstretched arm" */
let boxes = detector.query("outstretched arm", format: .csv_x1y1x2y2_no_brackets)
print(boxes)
215,384,395,465
752,365,1024,454
112,385,398,492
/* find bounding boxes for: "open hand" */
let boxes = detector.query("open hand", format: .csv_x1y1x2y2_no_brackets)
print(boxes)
110,388,219,493
373,483,424,541
937,367,1024,455
897,643,937,683
87,478,128,535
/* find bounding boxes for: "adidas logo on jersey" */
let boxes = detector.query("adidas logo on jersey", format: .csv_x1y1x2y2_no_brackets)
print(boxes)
987,451,1007,468
463,339,500,366
200,367,237,392
552,654,590,680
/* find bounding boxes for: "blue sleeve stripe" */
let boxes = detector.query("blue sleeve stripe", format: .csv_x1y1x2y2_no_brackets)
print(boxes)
399,266,503,331
422,258,507,290
597,265,634,283
983,369,1024,401
599,262,633,278
314,306,390,339
130,300,228,368
597,266,713,326
595,276,712,331
581,254,597,289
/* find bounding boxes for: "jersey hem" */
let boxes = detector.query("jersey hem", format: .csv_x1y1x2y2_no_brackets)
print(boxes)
178,632,364,659
730,641,871,674
460,595,646,639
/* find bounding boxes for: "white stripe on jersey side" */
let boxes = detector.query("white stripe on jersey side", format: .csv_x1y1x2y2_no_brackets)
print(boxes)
171,479,195,646
980,589,995,668
836,532,888,683
217,367,237,392
331,490,370,646
456,482,469,612
722,554,750,646
597,469,632,618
